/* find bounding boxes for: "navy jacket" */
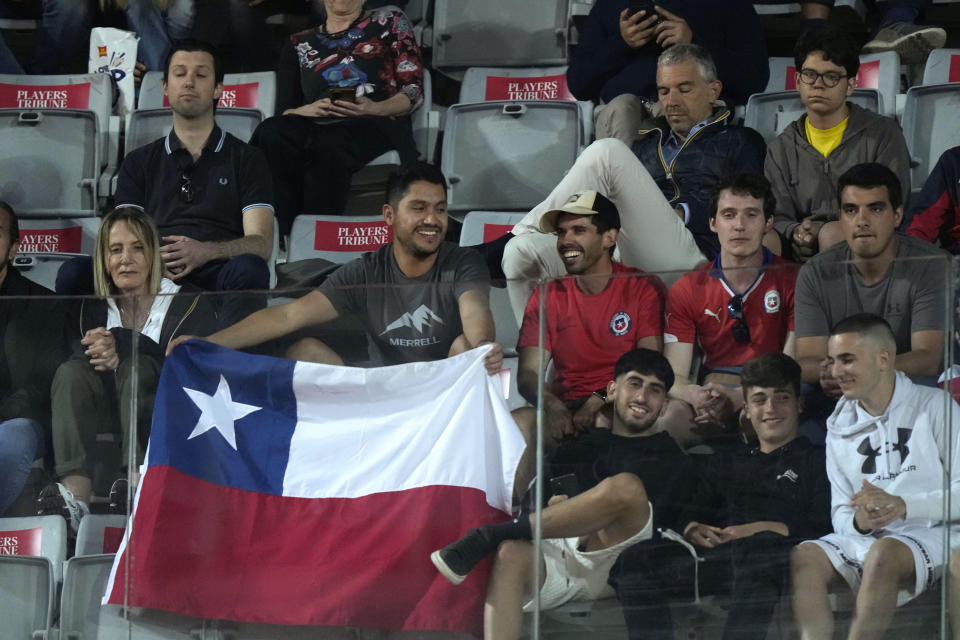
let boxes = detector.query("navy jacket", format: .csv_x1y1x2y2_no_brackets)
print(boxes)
631,108,767,258
567,0,769,106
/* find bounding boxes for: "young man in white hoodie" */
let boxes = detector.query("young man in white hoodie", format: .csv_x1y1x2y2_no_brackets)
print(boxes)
791,313,960,640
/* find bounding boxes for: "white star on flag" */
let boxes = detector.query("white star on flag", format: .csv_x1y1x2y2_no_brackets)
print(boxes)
184,374,261,450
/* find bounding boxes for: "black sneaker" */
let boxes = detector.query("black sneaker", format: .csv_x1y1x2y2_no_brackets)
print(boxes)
108,478,129,515
37,482,89,533
430,528,495,585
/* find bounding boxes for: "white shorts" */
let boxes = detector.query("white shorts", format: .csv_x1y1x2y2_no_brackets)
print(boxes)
803,523,952,605
522,501,654,612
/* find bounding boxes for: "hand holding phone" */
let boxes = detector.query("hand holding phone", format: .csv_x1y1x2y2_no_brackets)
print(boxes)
328,87,357,103
549,473,580,498
620,1,661,49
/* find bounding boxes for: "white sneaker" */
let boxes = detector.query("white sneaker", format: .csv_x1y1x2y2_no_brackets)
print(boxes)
37,482,90,533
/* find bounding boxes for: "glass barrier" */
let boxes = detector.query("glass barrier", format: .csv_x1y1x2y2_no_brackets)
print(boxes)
0,250,955,639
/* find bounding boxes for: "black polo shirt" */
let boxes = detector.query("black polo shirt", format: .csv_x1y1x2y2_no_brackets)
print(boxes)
115,124,275,243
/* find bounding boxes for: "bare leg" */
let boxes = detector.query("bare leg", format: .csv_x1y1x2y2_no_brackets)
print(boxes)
763,228,783,256
484,540,545,640
950,553,960,640
535,472,650,548
285,337,345,364
61,473,92,504
847,538,915,640
792,542,842,640
510,407,537,504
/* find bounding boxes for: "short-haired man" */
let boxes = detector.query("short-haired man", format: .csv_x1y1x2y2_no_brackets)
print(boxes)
795,163,947,395
661,174,797,447
765,25,911,262
0,202,64,516
612,353,830,640
503,44,766,321
567,0,768,145
513,190,665,445
169,162,503,373
430,349,695,640
792,314,960,640
57,40,276,328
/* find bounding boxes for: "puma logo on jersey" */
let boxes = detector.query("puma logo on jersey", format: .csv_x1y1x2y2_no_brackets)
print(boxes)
703,308,721,323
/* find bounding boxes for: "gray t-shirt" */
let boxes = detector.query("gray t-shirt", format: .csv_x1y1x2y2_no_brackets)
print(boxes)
320,242,490,365
795,234,948,352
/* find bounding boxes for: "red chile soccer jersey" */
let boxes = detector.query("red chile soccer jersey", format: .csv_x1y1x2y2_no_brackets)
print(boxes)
518,263,666,402
665,251,797,371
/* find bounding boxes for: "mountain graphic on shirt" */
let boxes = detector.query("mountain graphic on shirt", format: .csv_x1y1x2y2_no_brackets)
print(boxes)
380,304,445,335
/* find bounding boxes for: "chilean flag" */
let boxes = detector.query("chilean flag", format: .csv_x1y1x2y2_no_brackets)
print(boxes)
103,341,524,636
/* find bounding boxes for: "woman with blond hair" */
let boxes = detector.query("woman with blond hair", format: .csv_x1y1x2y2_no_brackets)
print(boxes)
39,207,215,529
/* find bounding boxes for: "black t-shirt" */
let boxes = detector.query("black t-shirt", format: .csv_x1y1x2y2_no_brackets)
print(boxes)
549,429,697,533
115,124,275,243
320,242,490,365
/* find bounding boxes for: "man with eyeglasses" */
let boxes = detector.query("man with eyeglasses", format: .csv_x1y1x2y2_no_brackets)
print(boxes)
56,40,275,328
764,25,910,263
659,174,797,448
794,163,947,407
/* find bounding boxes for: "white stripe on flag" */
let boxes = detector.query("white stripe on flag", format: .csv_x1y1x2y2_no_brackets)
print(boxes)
282,346,524,512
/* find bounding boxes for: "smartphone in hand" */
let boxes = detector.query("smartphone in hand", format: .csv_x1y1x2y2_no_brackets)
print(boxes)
549,473,580,498
328,87,357,103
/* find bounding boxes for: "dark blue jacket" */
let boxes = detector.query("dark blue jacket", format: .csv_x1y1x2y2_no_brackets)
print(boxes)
631,108,767,258
567,0,769,106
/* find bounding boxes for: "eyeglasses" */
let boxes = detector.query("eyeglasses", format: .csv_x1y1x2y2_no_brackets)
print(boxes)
179,174,194,203
797,68,847,88
727,295,751,344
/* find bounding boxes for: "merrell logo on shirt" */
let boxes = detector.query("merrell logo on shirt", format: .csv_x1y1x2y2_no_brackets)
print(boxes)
857,428,912,475
381,304,444,336
776,469,799,483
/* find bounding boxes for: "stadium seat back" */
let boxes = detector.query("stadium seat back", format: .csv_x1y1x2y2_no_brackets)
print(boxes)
126,107,263,155
288,215,392,264
922,48,960,85
442,101,583,211
366,68,438,165
75,514,129,556
901,83,960,188
12,217,101,289
0,515,67,639
432,0,569,67
0,109,99,217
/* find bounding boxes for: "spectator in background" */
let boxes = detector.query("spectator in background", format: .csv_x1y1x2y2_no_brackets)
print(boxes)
503,45,766,323
40,208,216,530
103,0,195,71
167,162,504,374
250,0,423,236
0,202,64,515
57,40,275,329
906,146,960,253
661,175,797,448
765,25,910,262
792,314,960,640
794,163,947,398
567,0,768,146
0,0,95,74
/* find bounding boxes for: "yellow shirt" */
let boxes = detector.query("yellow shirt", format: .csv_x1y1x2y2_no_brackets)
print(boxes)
805,116,849,158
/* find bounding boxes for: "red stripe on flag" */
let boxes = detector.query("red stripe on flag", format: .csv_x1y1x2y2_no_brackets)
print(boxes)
108,466,506,635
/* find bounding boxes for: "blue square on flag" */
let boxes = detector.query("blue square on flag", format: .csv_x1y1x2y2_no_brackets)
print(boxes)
148,340,298,495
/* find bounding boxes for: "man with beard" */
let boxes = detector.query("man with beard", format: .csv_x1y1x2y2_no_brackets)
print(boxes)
431,348,695,640
169,161,503,373
513,191,666,448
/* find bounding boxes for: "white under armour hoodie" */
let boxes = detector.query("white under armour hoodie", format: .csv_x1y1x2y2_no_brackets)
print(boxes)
825,371,960,537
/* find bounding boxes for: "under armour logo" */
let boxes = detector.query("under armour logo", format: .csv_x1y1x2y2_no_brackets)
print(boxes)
703,308,721,323
857,428,912,474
